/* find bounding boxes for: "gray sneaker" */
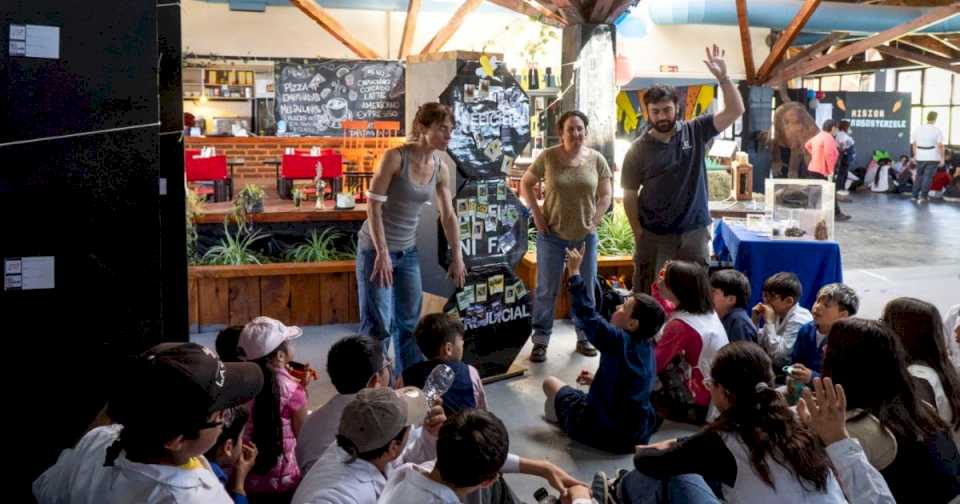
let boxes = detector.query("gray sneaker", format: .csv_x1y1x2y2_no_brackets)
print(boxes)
591,471,611,504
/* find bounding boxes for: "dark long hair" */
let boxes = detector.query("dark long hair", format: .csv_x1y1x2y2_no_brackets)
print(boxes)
664,261,713,314
823,318,947,441
250,341,287,474
882,298,960,430
707,342,833,492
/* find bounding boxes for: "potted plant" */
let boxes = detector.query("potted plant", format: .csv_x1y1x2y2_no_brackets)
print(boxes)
235,184,265,215
201,219,270,265
285,228,357,263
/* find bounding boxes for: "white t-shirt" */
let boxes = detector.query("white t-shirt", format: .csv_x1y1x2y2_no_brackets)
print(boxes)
378,462,460,504
33,425,232,504
912,124,944,162
908,363,955,426
945,305,960,371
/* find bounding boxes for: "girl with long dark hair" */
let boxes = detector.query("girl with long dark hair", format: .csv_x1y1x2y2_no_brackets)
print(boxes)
883,297,960,436
823,317,960,503
627,342,845,503
238,317,308,501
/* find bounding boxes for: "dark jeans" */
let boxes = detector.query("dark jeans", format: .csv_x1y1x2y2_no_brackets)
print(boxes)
356,246,425,375
618,470,722,504
914,161,939,200
836,149,853,191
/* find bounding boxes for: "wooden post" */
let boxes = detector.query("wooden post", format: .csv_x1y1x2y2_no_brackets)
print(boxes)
562,23,617,168
735,0,756,82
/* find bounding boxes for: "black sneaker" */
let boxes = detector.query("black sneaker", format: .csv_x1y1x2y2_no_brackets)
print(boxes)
530,343,548,363
836,212,852,222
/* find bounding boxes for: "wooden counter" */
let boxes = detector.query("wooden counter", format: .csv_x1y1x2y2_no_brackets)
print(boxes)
196,198,368,224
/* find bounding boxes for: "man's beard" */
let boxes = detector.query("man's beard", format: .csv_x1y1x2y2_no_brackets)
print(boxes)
653,119,676,133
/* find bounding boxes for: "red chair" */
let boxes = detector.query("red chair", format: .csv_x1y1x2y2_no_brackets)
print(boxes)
278,151,343,200
185,150,230,202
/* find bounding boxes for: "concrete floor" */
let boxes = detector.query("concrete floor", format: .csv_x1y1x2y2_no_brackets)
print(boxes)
192,193,959,501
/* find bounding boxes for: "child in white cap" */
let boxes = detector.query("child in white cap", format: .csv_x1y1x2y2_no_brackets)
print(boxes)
237,316,307,501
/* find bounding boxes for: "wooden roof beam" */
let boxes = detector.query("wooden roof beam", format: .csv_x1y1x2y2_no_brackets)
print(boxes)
896,35,959,60
770,31,848,77
288,0,381,59
398,0,421,59
755,0,822,82
420,0,486,55
488,0,566,27
768,4,960,85
876,45,959,74
736,0,757,82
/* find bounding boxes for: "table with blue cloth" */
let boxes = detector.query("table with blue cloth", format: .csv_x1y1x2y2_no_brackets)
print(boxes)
712,220,843,309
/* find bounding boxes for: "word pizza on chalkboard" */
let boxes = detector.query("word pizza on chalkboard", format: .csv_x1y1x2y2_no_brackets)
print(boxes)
275,60,404,137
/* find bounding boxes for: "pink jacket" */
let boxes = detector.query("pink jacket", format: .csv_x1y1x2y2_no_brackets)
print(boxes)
804,131,839,177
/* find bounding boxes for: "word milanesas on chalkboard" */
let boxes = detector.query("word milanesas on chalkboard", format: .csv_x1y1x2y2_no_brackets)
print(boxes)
275,60,404,136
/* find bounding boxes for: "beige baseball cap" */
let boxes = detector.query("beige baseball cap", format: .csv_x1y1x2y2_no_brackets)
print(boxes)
237,316,303,361
338,386,429,453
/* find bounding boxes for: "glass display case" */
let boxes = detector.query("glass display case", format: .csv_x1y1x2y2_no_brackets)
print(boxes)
764,178,836,241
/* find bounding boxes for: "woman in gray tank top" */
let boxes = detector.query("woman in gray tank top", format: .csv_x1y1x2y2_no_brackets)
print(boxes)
356,103,466,374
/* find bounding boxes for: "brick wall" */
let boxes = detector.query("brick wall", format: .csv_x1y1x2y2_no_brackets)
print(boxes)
184,137,403,181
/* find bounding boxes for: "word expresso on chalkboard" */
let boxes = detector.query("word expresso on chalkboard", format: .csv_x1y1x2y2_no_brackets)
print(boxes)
275,60,404,136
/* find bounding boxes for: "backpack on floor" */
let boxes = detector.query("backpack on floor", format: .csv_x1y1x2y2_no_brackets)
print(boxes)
594,276,628,320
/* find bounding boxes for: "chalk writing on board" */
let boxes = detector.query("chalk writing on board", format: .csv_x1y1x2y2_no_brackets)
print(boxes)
275,60,404,136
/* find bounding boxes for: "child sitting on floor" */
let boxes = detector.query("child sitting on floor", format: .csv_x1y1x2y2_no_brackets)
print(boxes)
237,316,308,501
542,245,666,454
787,283,859,391
204,407,258,504
752,272,813,369
33,343,264,504
710,269,757,343
399,313,486,413
653,260,729,425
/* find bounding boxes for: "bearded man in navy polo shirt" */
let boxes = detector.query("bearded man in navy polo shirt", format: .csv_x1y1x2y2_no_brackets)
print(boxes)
621,45,745,294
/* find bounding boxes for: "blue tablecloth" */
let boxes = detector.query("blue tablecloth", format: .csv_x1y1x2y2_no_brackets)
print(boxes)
712,220,843,309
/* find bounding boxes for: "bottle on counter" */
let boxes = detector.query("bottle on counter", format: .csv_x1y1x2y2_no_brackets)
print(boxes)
545,67,555,88
528,67,539,90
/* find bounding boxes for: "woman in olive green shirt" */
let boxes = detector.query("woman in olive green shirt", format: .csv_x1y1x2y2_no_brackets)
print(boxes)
521,111,613,363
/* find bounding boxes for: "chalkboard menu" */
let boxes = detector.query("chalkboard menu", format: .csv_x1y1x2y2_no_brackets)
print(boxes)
275,60,404,136
440,62,530,179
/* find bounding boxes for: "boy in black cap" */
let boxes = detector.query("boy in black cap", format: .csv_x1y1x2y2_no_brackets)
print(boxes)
33,342,263,504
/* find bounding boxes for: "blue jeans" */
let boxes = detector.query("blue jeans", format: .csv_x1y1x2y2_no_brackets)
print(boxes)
914,161,939,199
356,246,424,375
619,470,721,504
532,231,597,346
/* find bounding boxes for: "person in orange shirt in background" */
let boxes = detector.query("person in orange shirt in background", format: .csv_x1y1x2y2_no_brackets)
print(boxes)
804,119,851,221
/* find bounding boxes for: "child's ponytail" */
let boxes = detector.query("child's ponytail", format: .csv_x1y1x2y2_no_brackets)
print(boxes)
250,343,286,475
